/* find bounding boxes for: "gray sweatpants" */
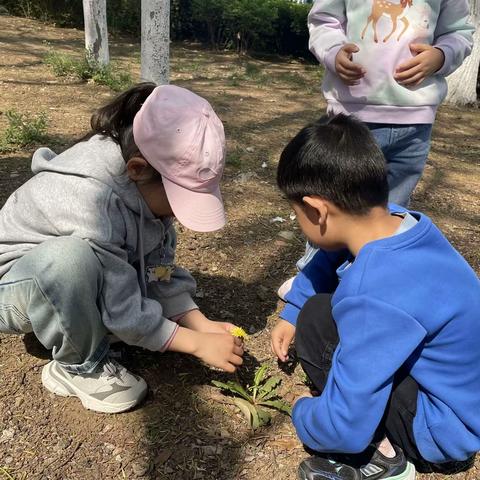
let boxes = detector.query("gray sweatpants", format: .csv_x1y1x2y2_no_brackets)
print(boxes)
0,237,109,374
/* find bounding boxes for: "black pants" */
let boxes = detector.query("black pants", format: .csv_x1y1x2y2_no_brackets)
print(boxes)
295,294,474,474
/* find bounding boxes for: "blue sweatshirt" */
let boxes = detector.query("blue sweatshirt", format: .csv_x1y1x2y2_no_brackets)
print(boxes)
282,208,480,463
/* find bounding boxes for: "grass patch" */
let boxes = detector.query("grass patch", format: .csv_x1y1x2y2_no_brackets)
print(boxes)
44,51,132,91
226,148,243,169
0,110,48,153
226,62,269,87
174,61,203,74
0,466,24,480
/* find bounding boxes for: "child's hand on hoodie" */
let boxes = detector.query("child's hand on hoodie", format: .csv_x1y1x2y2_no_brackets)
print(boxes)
271,319,296,362
394,44,445,87
335,43,366,85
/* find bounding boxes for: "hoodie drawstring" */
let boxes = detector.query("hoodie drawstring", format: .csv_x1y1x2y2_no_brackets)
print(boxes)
138,199,147,297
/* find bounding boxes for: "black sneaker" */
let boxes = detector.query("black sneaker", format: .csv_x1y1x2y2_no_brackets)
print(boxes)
298,445,415,480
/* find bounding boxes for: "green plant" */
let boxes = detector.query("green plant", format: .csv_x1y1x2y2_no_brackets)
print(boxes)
44,51,132,92
212,365,291,429
0,466,20,480
44,51,79,77
226,148,243,168
89,66,132,92
0,110,48,153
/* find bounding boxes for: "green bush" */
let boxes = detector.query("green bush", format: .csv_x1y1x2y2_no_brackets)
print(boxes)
0,110,48,153
5,0,314,57
190,0,312,56
44,51,132,91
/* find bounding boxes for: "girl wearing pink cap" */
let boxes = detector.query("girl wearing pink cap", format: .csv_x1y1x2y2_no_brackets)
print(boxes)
0,83,244,413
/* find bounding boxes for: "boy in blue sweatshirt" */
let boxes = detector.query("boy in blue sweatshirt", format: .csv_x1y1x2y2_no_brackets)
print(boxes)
271,114,480,480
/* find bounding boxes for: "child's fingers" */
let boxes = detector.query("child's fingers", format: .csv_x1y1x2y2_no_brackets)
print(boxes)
229,354,244,366
233,344,244,356
342,43,360,55
223,322,237,332
395,56,420,73
337,65,364,79
281,336,293,360
338,59,365,76
233,336,243,347
271,335,286,362
400,73,425,87
222,362,236,373
395,65,423,84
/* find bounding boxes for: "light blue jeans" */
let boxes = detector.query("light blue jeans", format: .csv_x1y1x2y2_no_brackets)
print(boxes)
0,237,109,373
297,123,433,270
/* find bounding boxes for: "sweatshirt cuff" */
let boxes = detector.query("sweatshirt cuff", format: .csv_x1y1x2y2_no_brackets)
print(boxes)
160,292,198,319
433,43,455,77
159,323,179,353
171,308,198,323
324,45,343,74
292,397,320,450
280,302,301,326
138,318,179,352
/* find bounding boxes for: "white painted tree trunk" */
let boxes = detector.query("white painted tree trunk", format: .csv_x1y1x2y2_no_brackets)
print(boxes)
141,0,170,85
446,0,479,106
82,0,109,66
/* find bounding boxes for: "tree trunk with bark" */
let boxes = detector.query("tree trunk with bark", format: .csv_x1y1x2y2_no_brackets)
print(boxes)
141,0,170,85
446,0,479,106
82,0,109,66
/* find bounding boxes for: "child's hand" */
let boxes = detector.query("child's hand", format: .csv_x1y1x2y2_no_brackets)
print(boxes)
394,44,445,87
179,309,234,334
194,332,244,373
204,321,238,335
271,319,296,362
335,44,366,86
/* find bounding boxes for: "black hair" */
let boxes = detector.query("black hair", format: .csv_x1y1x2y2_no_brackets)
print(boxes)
277,114,389,214
85,82,157,162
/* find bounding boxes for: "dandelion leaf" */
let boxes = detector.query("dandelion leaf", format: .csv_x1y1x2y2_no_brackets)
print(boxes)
253,364,268,387
212,380,251,402
259,399,292,416
234,398,261,430
257,408,272,427
257,376,282,400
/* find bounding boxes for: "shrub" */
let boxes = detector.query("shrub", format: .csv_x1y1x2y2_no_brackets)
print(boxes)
44,51,132,91
6,0,314,57
0,110,48,153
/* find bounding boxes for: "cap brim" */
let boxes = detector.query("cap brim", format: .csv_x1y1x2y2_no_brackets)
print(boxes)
162,177,226,232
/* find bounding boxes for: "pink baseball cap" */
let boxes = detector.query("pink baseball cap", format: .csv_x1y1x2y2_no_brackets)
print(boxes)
133,85,226,232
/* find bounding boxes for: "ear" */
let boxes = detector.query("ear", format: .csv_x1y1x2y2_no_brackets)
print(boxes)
126,156,154,182
302,196,329,227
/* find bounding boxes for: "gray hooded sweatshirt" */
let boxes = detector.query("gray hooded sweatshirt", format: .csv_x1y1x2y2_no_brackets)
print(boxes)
0,135,198,351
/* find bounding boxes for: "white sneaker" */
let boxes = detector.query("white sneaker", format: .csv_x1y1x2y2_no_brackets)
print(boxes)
277,276,295,301
41,358,147,413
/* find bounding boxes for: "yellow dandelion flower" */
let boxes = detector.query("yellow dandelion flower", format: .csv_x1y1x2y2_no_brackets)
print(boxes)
230,326,248,339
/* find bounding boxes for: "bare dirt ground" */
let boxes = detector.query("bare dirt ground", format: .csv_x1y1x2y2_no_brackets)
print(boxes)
0,15,479,480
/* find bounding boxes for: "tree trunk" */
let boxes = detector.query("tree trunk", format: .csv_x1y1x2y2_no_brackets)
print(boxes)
82,0,109,66
446,0,479,106
141,0,170,85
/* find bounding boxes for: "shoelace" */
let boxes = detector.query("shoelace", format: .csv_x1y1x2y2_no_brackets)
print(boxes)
99,358,126,380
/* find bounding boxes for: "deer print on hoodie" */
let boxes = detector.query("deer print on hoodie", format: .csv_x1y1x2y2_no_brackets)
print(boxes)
308,0,474,123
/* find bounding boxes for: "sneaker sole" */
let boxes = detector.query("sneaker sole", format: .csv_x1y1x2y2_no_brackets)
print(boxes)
297,459,416,480
41,361,147,414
